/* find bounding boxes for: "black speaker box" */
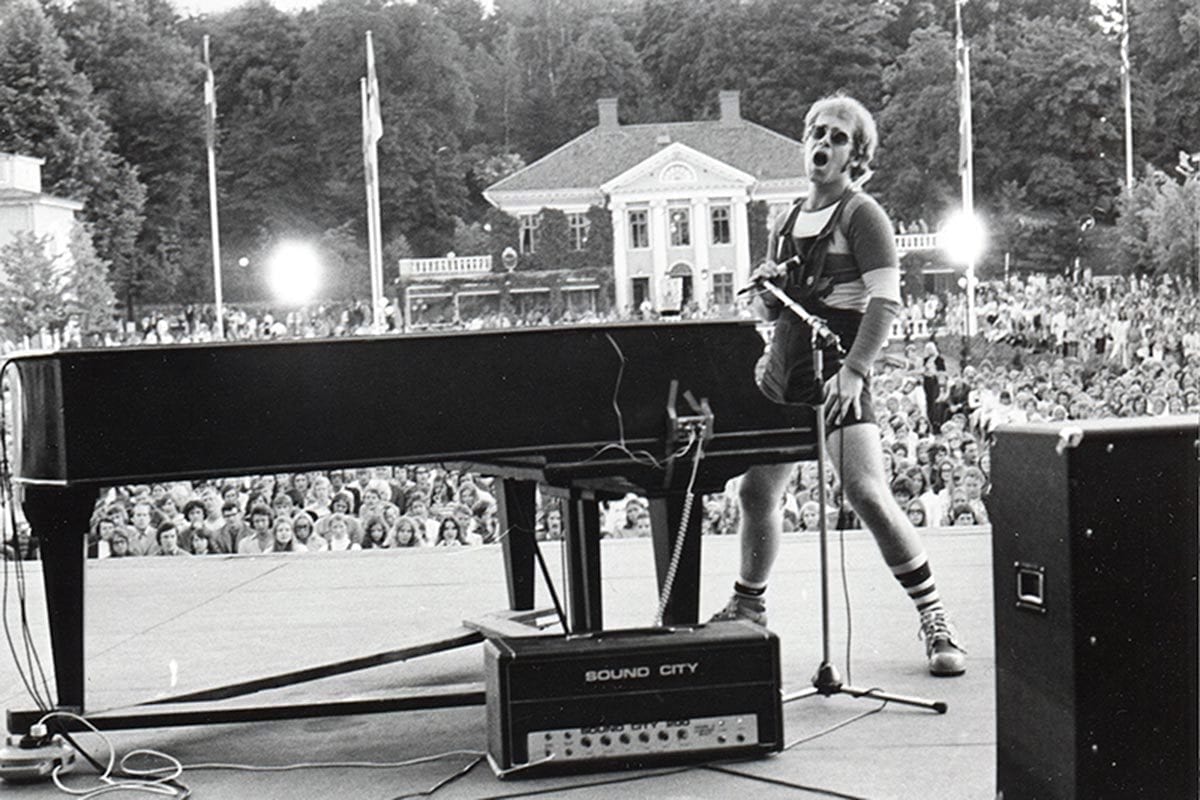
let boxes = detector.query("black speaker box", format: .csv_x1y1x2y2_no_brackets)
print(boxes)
991,416,1199,800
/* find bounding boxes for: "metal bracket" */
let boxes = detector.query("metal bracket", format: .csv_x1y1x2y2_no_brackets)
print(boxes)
663,380,714,487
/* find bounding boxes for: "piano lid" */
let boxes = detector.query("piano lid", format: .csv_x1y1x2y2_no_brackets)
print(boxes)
6,321,813,487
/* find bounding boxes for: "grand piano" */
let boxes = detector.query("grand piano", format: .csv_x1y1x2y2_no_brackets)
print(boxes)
4,320,814,732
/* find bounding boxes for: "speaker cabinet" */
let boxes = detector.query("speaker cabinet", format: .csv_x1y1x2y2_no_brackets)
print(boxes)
991,416,1199,800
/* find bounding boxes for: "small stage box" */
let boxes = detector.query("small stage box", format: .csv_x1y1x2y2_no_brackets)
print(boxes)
484,620,783,777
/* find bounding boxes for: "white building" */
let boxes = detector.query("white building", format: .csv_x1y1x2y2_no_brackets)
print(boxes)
484,91,808,315
0,152,84,257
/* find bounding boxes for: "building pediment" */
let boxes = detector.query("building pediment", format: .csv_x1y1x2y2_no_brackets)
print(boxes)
601,142,755,197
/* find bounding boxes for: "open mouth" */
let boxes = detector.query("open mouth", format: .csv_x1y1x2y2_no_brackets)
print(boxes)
813,152,829,167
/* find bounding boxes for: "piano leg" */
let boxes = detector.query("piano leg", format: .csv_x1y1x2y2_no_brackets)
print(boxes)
20,484,96,714
553,488,602,633
495,478,537,611
648,494,704,626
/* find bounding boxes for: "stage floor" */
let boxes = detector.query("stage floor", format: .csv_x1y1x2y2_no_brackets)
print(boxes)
3,527,996,799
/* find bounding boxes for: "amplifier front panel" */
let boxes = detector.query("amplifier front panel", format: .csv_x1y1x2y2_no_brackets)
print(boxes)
528,713,761,764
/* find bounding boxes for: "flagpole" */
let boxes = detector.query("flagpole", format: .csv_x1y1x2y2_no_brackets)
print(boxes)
362,31,385,333
955,0,976,338
203,35,225,340
1121,0,1134,196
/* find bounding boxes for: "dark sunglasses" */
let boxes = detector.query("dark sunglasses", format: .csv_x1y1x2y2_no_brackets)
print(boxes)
808,125,850,146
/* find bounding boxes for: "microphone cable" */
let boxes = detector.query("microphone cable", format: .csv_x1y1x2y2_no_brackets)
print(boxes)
652,428,703,627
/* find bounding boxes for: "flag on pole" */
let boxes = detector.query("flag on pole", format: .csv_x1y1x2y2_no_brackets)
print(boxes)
202,34,224,339
1120,0,1134,194
362,31,385,332
203,35,217,152
1119,6,1130,78
364,32,383,154
954,2,973,181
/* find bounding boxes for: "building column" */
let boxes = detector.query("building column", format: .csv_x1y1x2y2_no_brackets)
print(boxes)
650,200,668,310
610,202,629,313
691,198,710,310
733,196,752,289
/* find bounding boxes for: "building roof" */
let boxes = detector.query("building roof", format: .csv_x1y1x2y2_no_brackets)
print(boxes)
0,186,84,210
488,116,807,195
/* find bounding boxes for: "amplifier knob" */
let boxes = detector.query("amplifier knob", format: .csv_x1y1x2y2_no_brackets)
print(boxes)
619,733,630,744
581,736,592,747
639,732,650,743
599,735,611,747
658,730,670,741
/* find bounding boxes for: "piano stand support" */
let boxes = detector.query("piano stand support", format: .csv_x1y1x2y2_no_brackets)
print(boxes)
496,479,538,611
20,484,95,714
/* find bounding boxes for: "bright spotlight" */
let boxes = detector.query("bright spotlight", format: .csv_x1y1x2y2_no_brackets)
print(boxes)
266,241,321,305
940,210,987,266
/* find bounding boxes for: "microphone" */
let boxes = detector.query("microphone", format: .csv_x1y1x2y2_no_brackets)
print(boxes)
737,256,799,296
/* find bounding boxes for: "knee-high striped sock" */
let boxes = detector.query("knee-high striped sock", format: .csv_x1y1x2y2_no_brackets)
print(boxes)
890,553,944,617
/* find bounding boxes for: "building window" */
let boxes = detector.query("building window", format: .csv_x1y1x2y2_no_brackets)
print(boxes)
669,207,690,247
568,212,590,251
628,209,649,249
564,286,599,314
519,213,540,254
712,272,734,306
711,205,731,245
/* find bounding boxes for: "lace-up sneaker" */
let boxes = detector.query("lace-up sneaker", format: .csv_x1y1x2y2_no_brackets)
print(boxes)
709,593,768,627
920,610,966,677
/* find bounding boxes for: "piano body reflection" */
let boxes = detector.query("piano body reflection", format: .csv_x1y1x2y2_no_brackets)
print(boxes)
5,320,813,731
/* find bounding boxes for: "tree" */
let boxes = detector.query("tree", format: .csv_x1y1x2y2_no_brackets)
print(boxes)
1116,166,1167,273
450,216,491,255
637,0,896,140
50,0,204,304
1145,173,1200,278
420,0,498,52
318,220,370,300
748,201,769,265
583,205,612,267
295,0,476,257
0,0,146,306
557,17,649,135
64,223,120,334
0,233,67,340
875,26,960,222
968,16,1124,273
523,208,569,270
1126,0,1200,171
196,2,317,249
0,225,117,339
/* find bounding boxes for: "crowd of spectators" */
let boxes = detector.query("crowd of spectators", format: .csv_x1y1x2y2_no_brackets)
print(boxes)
3,271,1197,561
68,467,506,559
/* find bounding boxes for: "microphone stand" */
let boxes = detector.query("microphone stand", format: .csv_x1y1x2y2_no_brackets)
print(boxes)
752,280,945,714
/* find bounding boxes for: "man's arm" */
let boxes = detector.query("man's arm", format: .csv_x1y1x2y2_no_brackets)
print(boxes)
842,199,902,377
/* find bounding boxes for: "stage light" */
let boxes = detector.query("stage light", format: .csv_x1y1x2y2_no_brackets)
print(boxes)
266,241,321,305
940,210,987,267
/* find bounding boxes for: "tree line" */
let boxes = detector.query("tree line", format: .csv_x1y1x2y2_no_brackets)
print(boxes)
1,0,1198,326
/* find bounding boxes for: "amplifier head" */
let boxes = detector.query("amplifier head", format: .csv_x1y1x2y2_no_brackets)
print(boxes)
485,621,783,778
